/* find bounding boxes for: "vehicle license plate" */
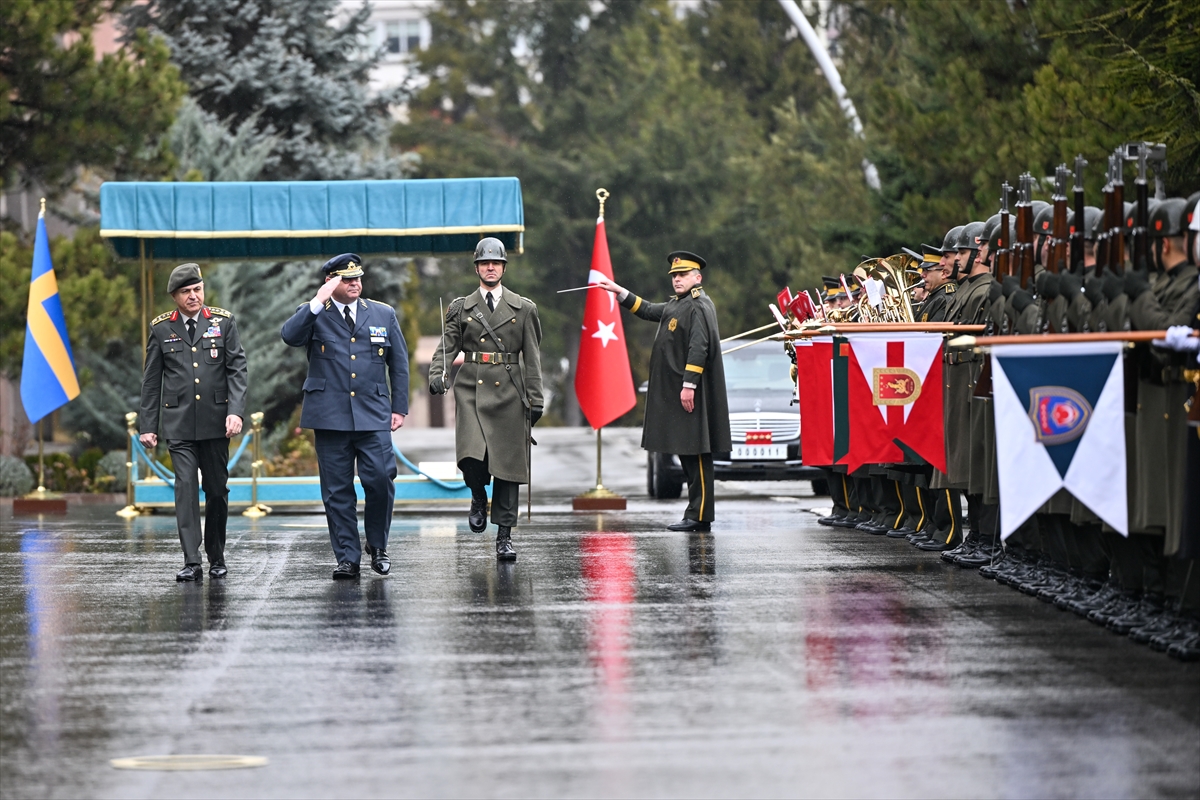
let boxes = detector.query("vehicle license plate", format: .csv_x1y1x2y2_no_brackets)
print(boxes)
732,444,786,460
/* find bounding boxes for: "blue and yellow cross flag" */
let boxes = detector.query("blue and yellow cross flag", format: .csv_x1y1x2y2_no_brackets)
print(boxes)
20,202,80,424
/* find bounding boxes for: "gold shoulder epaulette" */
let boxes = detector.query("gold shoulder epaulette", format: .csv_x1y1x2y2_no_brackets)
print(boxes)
690,287,702,298
207,306,232,318
151,311,173,325
367,298,391,306
945,283,957,293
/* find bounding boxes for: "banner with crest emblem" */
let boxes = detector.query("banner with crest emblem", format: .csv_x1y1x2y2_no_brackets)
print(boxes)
842,333,945,473
991,342,1127,539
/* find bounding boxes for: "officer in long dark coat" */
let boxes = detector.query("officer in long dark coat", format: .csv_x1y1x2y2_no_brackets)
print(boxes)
595,251,731,531
139,263,248,581
429,238,543,561
281,254,409,580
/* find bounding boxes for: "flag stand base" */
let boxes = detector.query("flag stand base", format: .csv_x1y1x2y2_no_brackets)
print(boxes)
14,487,67,515
573,484,626,511
572,427,626,510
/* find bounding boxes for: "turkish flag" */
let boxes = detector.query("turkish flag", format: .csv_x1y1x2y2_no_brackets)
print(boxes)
574,217,636,429
843,333,945,473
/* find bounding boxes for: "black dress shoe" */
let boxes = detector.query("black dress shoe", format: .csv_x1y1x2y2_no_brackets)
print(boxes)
496,526,517,561
209,562,228,578
176,564,203,582
332,561,360,580
468,495,488,533
366,546,391,576
667,519,711,532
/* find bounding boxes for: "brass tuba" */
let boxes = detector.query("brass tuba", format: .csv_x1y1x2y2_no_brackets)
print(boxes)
851,253,918,323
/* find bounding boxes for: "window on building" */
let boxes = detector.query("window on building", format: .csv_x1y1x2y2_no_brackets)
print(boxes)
384,20,422,55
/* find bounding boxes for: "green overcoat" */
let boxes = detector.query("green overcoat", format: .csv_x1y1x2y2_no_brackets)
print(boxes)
621,286,732,456
430,288,543,484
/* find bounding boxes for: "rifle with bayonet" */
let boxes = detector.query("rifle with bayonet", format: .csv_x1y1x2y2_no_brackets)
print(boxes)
1017,174,1035,290
1131,147,1150,273
1070,155,1086,273
1107,150,1125,271
997,181,1012,279
1050,164,1069,274
1097,156,1113,275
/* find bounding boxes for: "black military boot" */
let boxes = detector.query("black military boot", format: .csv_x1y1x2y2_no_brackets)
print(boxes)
468,495,487,533
496,526,517,561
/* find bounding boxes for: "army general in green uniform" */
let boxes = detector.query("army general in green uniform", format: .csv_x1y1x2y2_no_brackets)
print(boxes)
596,251,731,531
139,264,248,581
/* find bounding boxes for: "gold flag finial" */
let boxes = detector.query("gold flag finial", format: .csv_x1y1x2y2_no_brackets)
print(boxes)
39,197,46,217
596,188,609,219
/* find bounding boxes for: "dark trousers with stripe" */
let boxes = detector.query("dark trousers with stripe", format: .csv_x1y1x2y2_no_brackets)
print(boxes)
167,437,229,566
314,429,397,565
460,454,521,527
681,452,715,523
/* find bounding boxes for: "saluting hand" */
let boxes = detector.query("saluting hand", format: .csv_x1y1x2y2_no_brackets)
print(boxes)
313,275,342,306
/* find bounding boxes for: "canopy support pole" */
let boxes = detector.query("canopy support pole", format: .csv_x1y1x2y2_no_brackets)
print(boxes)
139,240,148,364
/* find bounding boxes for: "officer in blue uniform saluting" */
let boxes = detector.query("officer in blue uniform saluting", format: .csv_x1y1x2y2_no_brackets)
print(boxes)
281,254,409,580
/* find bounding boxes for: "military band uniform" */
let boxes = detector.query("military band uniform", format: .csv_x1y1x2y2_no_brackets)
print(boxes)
280,257,409,574
139,303,248,572
429,286,544,528
620,272,731,527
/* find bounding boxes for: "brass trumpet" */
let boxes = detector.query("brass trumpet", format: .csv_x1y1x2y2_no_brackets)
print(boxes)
850,253,919,323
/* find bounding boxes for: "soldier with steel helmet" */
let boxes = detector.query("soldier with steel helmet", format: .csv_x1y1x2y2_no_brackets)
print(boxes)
281,253,410,580
429,237,544,561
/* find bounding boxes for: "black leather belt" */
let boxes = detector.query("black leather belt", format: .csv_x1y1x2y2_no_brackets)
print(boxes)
466,351,518,364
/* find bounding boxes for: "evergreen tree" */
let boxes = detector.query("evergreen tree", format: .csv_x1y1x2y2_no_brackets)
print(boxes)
125,0,413,180
1,0,185,189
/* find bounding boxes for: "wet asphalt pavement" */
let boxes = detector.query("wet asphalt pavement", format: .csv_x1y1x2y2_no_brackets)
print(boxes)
2,432,1198,799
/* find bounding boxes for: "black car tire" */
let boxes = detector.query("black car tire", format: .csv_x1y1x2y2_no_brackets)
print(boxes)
810,478,829,496
647,452,684,499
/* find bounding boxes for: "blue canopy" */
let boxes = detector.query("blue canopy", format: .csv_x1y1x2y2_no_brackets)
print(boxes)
100,178,524,261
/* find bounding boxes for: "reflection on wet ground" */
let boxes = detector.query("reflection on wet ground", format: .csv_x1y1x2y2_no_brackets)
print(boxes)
1,501,1197,799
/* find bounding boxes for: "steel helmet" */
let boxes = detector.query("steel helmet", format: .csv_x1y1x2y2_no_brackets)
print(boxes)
474,237,508,263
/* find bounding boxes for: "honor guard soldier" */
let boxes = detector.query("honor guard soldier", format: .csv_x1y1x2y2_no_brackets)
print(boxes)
281,254,409,579
428,238,544,561
595,251,732,531
139,263,248,581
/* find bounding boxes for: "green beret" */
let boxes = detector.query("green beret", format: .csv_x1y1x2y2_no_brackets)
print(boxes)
167,263,203,294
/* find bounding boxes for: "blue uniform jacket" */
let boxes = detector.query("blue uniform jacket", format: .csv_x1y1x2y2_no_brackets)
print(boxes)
281,298,409,431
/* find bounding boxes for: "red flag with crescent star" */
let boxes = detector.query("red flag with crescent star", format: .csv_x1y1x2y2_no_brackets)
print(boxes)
574,214,636,429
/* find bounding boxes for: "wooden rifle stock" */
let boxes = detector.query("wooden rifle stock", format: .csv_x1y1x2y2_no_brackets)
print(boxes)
1108,153,1125,272
1049,165,1069,274
1017,174,1035,290
1070,155,1086,272
1132,150,1151,272
997,181,1011,278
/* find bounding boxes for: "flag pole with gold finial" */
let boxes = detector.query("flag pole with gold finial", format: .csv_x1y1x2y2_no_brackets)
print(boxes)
573,188,627,512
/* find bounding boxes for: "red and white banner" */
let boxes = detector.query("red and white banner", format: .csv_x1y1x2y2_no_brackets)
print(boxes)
574,216,636,429
843,333,945,473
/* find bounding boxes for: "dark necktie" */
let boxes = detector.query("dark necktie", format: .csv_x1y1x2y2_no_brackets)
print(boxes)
186,318,196,342
344,306,354,329
486,292,495,313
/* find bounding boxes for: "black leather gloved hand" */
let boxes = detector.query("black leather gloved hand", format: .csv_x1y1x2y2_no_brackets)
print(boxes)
1084,276,1104,307
1124,269,1152,300
1036,272,1061,300
1102,272,1125,302
529,406,543,426
429,374,447,395
1011,290,1034,314
1001,275,1021,298
1058,272,1083,299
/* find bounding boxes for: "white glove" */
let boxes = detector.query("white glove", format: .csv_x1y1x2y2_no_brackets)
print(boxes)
1153,325,1200,353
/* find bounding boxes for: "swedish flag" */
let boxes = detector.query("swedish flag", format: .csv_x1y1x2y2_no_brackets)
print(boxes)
20,204,79,424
